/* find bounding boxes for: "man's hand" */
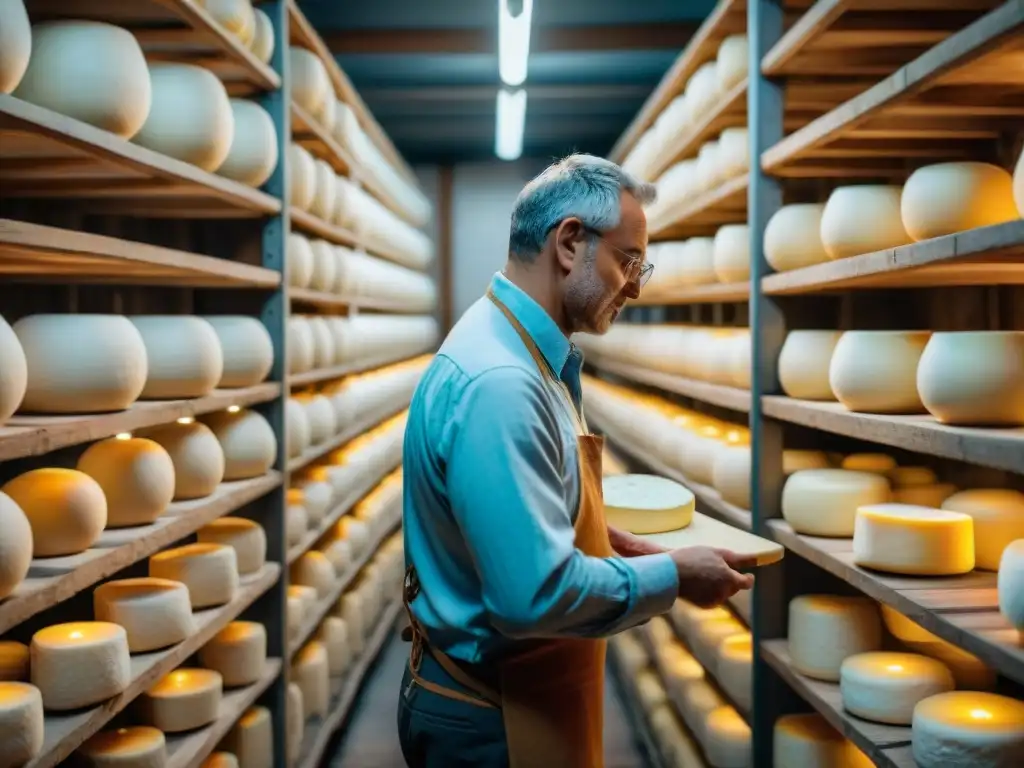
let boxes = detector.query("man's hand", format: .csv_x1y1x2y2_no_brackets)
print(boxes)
670,546,756,608
609,526,669,558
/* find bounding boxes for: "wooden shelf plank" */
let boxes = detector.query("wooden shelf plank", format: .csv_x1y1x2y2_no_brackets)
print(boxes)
25,564,280,768
0,219,282,287
291,101,353,178
288,286,432,314
289,207,359,248
287,406,407,475
767,520,1024,684
0,95,280,218
651,174,749,240
762,219,1024,295
0,472,281,634
761,396,1024,473
0,383,281,462
289,350,431,389
590,358,753,413
635,279,750,307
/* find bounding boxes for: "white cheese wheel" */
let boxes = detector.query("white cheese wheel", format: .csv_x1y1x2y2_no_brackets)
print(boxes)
310,160,337,222
788,595,882,682
202,408,277,480
821,185,911,260
324,537,353,573
712,224,750,283
292,642,329,718
902,162,1019,240
912,691,1024,768
286,398,311,459
31,622,131,710
203,753,239,768
288,317,315,374
199,621,266,687
781,469,891,537
0,641,29,682
669,600,731,639
0,0,30,94
829,331,931,413
142,420,225,500
853,504,975,576
319,90,337,133
306,318,336,369
250,7,275,64
286,683,303,761
289,47,330,121
764,204,829,272
337,591,364,655
635,669,667,715
712,445,751,509
717,127,749,180
130,315,223,399
696,141,723,192
198,517,266,575
318,616,351,676
715,633,752,712
659,644,704,705
841,453,897,474
141,668,222,732
219,99,279,187
14,314,148,413
288,144,317,212
684,62,719,120
2,468,106,556
297,394,335,445
93,577,195,653
679,679,724,742
0,492,32,600
292,478,333,524
287,499,309,547
287,234,315,289
77,435,175,528
773,714,847,767
0,682,43,766
79,724,168,766
14,20,151,137
705,706,751,768
841,651,954,725
203,315,274,388
716,35,748,92
133,64,234,171
1015,147,1024,215
205,0,255,43
602,474,695,534
778,330,842,400
309,239,338,293
286,591,305,640
149,542,239,609
917,332,1024,426
0,315,27,423
292,551,335,599
680,237,719,286
222,706,272,768
998,539,1024,630
893,484,958,509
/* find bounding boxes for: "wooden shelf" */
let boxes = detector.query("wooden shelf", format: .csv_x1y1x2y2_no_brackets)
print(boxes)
296,599,403,768
767,520,1024,684
291,101,353,178
289,286,430,314
290,350,429,389
0,219,282,287
591,358,753,413
289,207,358,248
607,644,675,768
651,174,749,240
165,658,282,768
287,406,406,474
761,640,915,768
0,383,281,462
26,564,280,768
761,396,1024,473
762,1,1024,177
763,219,1024,295
0,472,281,634
635,279,750,306
0,95,281,218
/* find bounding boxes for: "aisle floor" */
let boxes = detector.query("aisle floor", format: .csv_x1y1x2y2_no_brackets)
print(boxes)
327,629,652,768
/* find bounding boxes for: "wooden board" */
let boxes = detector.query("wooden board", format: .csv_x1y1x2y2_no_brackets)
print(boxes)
289,207,359,249
643,510,785,566
590,357,753,413
651,174,749,240
289,350,432,389
633,279,750,307
289,286,431,314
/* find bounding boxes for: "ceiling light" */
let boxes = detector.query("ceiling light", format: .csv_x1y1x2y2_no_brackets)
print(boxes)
495,88,527,161
498,0,533,87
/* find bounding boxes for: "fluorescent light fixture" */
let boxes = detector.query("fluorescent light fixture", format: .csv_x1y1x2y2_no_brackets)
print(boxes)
495,88,527,161
498,0,533,87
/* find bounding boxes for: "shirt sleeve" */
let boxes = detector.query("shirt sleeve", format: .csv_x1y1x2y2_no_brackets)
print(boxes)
446,365,679,639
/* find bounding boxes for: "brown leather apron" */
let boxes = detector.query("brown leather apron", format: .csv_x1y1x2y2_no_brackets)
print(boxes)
402,288,612,768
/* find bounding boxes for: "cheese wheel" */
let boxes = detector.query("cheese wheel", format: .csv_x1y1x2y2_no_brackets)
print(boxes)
778,330,842,400
841,651,954,724
635,669,667,714
781,469,891,537
205,0,255,43
199,621,266,687
142,420,225,500
0,0,31,94
14,21,151,137
130,316,223,399
821,185,912,260
219,99,279,187
310,161,337,223
149,543,239,609
198,517,266,575
202,408,276,480
31,622,131,710
705,706,751,768
78,725,167,767
250,8,275,64
712,224,750,283
0,641,29,682
202,316,273,388
917,332,1024,426
292,551,335,599
0,315,27,423
684,62,719,123
602,474,695,534
286,398,311,459
292,642,329,718
893,484,958,509
14,314,148,413
889,466,938,488
141,668,222,732
288,144,317,212
337,591,364,655
649,705,700,768
716,634,752,712
788,595,882,682
829,331,931,413
289,47,330,121
679,679,724,742
912,691,1024,768
712,445,752,509
696,142,722,193
716,35,748,92
1015,147,1024,215
77,436,175,527
286,683,303,761
297,393,335,445
764,204,829,272
902,162,1019,240
783,450,831,474
318,616,351,676
222,706,273,768
203,754,239,768
324,537,353,573
287,233,315,289
0,492,32,600
93,577,195,653
309,240,338,293
287,500,308,547
642,615,674,650
717,127,750,180
292,479,332,525
670,600,731,639
841,453,897,474
853,504,975,576
3,468,106,556
998,539,1024,630
0,682,43,766
692,617,746,669
288,317,315,374
307,318,336,369
659,644,704,705
773,714,847,767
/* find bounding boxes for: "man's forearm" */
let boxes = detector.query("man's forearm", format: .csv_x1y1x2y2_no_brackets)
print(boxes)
609,525,669,558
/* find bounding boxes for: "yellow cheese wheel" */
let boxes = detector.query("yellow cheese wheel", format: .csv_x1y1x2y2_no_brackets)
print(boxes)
783,450,831,475
773,714,848,768
788,595,882,682
78,725,167,767
199,621,267,687
888,466,938,488
841,651,954,724
891,483,957,509
3,468,107,556
0,492,32,600
149,542,239,609
222,705,273,768
854,504,975,576
0,682,44,766
77,436,175,528
782,469,891,537
31,622,131,710
602,474,695,534
202,408,277,480
142,419,225,500
198,517,267,575
203,753,240,768
141,668,222,733
912,692,1024,768
829,331,931,414
286,682,304,762
841,453,897,474
901,162,1019,241
292,642,329,718
705,706,751,768
93,577,195,653
716,633,752,712
691,616,745,670
679,679,724,743
0,641,30,682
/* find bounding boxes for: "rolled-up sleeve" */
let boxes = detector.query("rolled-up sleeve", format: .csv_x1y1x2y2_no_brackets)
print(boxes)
446,365,678,639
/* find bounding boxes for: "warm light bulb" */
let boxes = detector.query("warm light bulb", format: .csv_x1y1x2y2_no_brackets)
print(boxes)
176,417,194,425
115,432,132,441
498,0,533,87
886,664,904,673
969,708,993,721
227,405,241,414
495,88,527,161
69,631,83,640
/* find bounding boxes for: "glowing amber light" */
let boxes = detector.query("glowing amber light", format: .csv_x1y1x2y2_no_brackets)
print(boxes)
69,631,83,640
115,432,132,441
970,709,994,721
176,417,194,425
886,664,905,673
227,405,241,413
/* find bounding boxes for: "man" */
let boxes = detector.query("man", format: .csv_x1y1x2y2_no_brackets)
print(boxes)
399,154,755,767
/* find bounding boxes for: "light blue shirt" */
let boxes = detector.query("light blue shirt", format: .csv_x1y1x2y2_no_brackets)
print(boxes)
402,272,679,663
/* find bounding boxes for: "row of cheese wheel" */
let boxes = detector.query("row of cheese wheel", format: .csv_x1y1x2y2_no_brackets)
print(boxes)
644,224,750,292
0,313,273,423
287,314,438,376
287,233,436,310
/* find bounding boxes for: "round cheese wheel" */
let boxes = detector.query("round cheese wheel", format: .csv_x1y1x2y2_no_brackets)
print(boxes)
0,0,30,94
788,595,882,682
14,314,148,413
773,714,847,767
307,318,336,369
705,706,751,768
917,331,1024,426
829,331,931,413
14,20,151,137
853,504,975,576
602,474,695,534
289,47,330,121
715,633,752,712
130,315,223,399
841,453,897,474
717,127,749,180
337,591,364,654
902,162,1019,240
679,679,724,742
712,445,752,509
309,239,337,294
778,330,842,400
199,621,267,687
149,542,239,609
635,669,667,714
821,185,912,260
0,315,27,423
998,539,1024,630
286,682,303,761
292,642,329,718
318,616,351,676
912,691,1024,768
288,317,315,374
134,63,233,171
292,551,335,599
716,35,748,92
77,436,175,527
696,141,722,192
0,492,32,600
79,725,167,766
286,398,311,459
219,99,279,187
0,682,43,766
1014,147,1024,215
783,450,831,474
764,204,829,272
93,577,195,653
712,224,750,283
679,237,718,286
31,621,131,710
670,600,731,640
198,517,266,575
205,0,255,44
889,466,938,488
659,643,704,703
893,483,958,508
250,7,275,64
782,469,891,537
141,668,222,732
319,90,337,133
324,536,353,573
3,468,106,556
287,233,315,289
292,477,333,524
0,641,29,682
641,616,674,650
297,394,336,445
222,705,272,768
142,419,225,500
202,408,277,480
287,499,309,547
203,315,274,388
203,753,240,768
684,62,719,120
288,144,317,212
310,160,337,222
841,651,954,725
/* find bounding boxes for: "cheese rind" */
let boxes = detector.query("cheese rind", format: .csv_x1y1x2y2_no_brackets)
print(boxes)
203,316,274,388
788,595,882,682
93,578,195,653
222,705,273,768
998,539,1024,631
943,489,1024,571
782,469,891,537
0,682,44,766
202,408,277,480
840,651,954,725
130,316,224,399
142,420,225,500
778,331,843,401
912,691,1024,768
77,436,176,528
820,184,911,260
292,642,329,718
141,668,222,733
2,467,107,556
716,633,752,712
853,504,975,576
0,491,32,600
705,706,751,768
773,714,847,768
149,542,239,609
829,331,931,414
199,621,267,687
901,162,1019,241
197,517,267,575
30,622,131,710
602,474,695,534
78,725,167,766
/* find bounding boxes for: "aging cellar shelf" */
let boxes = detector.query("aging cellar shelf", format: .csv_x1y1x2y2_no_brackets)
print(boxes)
287,408,408,475
290,352,430,389
607,642,675,768
289,286,427,313
590,358,753,413
291,101,353,177
289,207,359,249
634,279,750,306
652,173,749,240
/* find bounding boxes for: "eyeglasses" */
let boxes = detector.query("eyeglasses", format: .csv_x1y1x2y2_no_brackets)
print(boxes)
581,226,654,288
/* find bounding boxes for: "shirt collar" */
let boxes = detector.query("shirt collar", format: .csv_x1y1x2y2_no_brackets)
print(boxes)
490,272,572,378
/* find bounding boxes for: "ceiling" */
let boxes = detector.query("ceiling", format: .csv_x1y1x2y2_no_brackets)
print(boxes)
298,0,716,164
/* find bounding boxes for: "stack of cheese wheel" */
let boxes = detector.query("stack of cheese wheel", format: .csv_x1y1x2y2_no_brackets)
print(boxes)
853,503,976,576
334,248,437,311
0,314,27,424
345,122,432,227
326,314,438,367
335,177,435,269
323,355,429,430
